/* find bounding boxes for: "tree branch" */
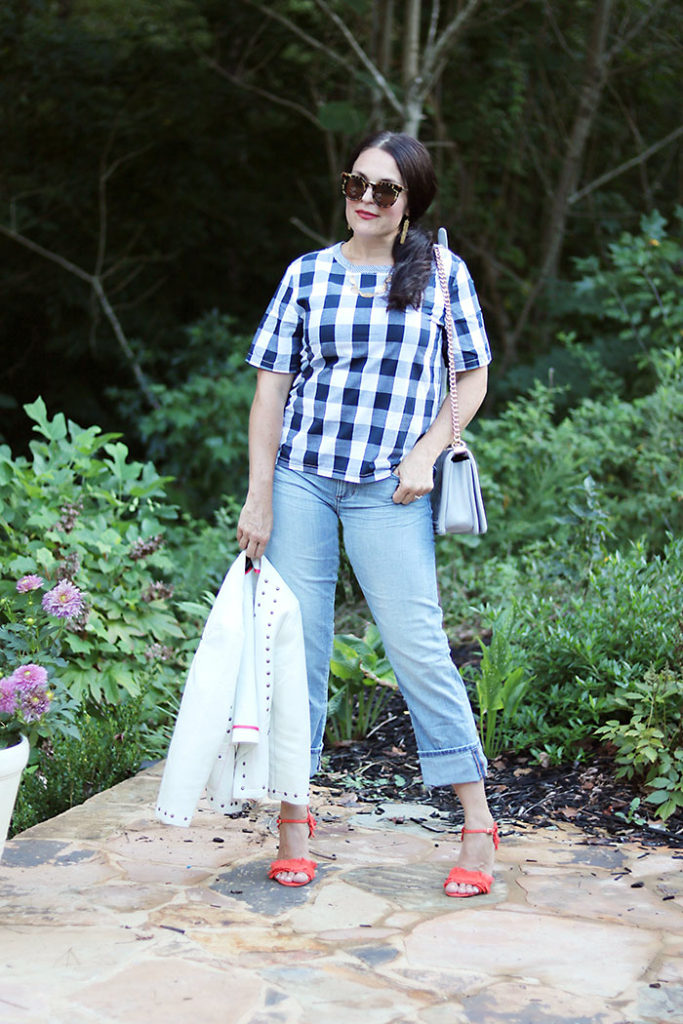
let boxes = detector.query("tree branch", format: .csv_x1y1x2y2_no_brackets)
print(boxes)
606,0,668,63
240,0,357,77
569,123,683,205
289,217,331,247
403,0,421,87
0,224,159,409
425,0,441,57
0,226,93,283
200,52,322,128
313,0,403,115
424,0,482,90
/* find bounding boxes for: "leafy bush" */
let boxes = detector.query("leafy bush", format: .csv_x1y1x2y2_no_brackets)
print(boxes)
9,701,145,837
0,398,191,712
465,610,531,759
165,496,242,603
501,537,683,763
597,666,683,821
127,312,255,517
457,344,683,569
435,333,682,825
496,208,683,408
326,625,398,744
570,209,683,388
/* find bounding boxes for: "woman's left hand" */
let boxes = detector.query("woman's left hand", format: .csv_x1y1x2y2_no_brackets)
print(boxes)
392,447,435,504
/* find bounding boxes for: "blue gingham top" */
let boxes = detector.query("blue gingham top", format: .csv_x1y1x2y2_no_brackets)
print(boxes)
246,242,491,482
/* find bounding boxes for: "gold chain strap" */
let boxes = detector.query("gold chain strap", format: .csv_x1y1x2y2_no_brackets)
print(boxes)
433,244,462,449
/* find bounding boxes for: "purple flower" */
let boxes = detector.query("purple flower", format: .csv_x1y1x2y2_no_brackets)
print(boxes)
16,574,44,593
41,580,84,619
144,642,173,662
10,663,49,691
0,677,17,714
18,681,52,722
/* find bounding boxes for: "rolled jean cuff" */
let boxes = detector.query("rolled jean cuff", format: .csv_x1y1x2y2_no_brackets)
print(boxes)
418,743,488,787
310,745,323,778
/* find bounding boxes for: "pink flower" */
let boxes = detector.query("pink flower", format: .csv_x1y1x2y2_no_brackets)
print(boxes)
0,677,17,714
41,580,84,619
9,663,49,691
16,574,44,593
18,681,52,722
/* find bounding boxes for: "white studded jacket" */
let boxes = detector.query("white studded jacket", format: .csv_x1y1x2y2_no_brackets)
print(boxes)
156,552,310,826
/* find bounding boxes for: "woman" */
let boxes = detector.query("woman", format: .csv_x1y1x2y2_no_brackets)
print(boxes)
237,131,498,897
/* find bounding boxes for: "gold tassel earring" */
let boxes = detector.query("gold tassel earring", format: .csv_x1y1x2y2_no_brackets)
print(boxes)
399,217,410,244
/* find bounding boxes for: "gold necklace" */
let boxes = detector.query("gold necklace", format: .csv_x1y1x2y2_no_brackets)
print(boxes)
347,272,392,298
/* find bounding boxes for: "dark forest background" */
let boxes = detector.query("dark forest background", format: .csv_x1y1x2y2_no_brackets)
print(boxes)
1,0,681,508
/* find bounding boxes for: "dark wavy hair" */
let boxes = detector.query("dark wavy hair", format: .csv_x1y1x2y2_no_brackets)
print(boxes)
345,131,437,311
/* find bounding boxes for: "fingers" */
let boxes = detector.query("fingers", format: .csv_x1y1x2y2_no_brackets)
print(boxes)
237,528,269,560
237,499,273,558
392,484,415,505
392,456,435,505
392,485,426,505
392,477,433,505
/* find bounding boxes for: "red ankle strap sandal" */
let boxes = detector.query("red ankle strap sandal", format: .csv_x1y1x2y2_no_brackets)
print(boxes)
268,810,317,887
443,822,500,898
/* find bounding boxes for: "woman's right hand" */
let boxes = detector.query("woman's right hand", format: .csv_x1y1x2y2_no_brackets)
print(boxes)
237,493,273,561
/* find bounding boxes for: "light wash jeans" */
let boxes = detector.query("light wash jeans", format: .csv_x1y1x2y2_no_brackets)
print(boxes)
265,464,488,788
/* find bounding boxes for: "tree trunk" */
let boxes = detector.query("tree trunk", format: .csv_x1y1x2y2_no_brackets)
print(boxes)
403,0,421,86
540,0,613,283
402,0,423,136
507,0,614,362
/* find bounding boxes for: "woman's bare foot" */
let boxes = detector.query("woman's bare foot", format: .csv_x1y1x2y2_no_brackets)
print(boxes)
444,820,497,896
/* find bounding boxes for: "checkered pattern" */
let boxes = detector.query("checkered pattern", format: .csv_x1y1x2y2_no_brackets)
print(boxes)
246,242,491,482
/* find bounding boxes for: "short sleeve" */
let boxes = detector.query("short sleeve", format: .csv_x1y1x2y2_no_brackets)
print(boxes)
246,261,304,374
442,248,491,371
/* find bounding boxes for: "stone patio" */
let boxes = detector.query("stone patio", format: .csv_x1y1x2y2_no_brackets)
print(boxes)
1,763,682,1023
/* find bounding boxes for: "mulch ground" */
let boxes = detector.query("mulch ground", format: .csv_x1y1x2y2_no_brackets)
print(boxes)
318,691,683,850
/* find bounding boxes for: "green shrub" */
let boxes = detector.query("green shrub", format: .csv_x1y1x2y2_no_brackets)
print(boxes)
0,399,246,833
165,496,242,603
131,312,255,517
597,666,683,822
496,208,683,408
465,610,531,759
571,209,683,386
326,625,398,744
0,398,193,712
448,343,683,579
509,537,683,764
10,701,144,837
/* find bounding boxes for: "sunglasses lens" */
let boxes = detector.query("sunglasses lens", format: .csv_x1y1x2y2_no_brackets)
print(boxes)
342,173,368,200
373,183,400,208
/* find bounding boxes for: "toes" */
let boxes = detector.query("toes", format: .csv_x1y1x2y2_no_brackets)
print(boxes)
275,870,308,885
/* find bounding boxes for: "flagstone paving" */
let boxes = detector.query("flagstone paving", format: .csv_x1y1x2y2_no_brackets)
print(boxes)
1,763,682,1024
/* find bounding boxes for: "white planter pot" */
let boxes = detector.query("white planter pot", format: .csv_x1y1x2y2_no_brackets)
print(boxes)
0,734,30,860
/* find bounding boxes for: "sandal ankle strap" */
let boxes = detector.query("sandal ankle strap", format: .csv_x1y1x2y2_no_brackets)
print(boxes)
276,810,316,838
461,822,499,850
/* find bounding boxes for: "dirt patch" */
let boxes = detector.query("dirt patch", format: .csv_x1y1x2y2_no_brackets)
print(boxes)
318,692,683,849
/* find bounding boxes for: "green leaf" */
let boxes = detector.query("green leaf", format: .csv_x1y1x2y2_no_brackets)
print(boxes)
63,634,95,655
645,789,673,805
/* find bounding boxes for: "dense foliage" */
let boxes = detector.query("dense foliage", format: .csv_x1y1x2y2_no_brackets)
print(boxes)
1,0,681,460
